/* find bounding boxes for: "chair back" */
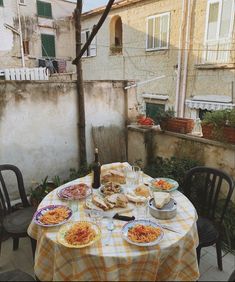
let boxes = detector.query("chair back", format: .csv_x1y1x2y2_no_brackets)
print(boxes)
183,166,234,224
0,164,29,215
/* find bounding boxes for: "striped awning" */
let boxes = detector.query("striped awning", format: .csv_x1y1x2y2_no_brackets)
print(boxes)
186,95,235,110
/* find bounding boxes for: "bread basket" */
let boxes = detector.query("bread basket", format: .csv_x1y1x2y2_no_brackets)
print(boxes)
148,197,177,220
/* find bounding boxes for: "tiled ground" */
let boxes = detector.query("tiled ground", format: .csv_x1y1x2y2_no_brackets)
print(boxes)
0,237,234,281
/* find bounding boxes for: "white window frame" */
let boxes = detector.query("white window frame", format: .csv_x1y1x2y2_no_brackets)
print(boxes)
204,0,235,44
146,12,170,51
81,29,97,58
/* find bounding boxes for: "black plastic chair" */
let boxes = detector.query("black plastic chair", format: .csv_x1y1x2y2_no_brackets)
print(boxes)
228,269,235,281
0,164,36,257
183,166,234,271
0,269,35,281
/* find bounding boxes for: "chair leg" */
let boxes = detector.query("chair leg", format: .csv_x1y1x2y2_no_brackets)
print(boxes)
13,237,19,251
196,247,201,266
30,237,37,260
216,240,223,271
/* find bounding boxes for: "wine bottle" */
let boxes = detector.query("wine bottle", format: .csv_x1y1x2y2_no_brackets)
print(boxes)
92,148,101,189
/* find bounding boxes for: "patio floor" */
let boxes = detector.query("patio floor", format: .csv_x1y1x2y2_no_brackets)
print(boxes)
0,237,234,281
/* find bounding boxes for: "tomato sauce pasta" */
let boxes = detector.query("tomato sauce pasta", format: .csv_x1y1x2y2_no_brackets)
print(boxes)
128,224,162,243
40,207,69,225
65,222,96,245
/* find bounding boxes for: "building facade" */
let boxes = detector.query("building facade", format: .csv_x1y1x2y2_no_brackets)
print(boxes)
0,0,76,73
81,0,235,120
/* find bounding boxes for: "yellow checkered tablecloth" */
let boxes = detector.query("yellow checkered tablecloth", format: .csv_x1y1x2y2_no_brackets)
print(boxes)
28,162,199,281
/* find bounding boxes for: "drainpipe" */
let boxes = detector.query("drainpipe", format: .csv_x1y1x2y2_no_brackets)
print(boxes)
16,0,25,67
175,0,186,117
179,0,192,117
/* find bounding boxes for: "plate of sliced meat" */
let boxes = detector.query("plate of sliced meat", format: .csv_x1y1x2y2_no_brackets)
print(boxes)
57,183,92,200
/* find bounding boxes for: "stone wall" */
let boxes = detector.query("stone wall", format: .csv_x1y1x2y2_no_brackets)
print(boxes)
128,126,235,202
0,79,133,198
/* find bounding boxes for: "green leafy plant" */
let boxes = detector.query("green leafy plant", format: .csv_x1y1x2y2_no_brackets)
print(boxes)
202,109,235,141
155,107,175,125
30,176,57,206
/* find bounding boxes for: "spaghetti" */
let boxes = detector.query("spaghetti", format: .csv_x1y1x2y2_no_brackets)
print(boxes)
40,207,70,225
128,224,162,243
65,222,96,245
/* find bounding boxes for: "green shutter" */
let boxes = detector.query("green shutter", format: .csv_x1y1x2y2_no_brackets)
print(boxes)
37,1,52,18
146,103,165,123
0,0,4,7
41,34,55,58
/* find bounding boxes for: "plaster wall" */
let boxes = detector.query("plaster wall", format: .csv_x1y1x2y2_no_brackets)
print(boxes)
81,0,182,110
0,0,76,70
0,79,129,198
82,0,235,117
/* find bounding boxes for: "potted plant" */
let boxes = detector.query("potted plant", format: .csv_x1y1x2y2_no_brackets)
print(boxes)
201,109,235,144
29,176,58,207
157,108,194,134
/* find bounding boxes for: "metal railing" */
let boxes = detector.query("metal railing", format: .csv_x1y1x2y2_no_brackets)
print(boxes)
195,42,235,65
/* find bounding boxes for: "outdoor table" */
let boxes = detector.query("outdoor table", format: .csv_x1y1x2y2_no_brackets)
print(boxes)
27,162,200,281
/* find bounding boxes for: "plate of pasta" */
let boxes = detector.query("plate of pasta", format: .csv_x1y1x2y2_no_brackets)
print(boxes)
57,221,101,248
33,205,72,227
122,219,164,247
150,178,179,192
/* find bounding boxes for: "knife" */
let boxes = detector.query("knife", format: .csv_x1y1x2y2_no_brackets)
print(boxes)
84,208,135,222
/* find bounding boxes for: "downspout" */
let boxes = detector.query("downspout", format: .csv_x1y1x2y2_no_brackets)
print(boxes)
175,0,186,117
179,0,192,117
16,0,25,67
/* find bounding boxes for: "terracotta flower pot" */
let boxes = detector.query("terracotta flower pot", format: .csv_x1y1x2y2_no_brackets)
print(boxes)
202,124,235,144
223,126,235,144
161,118,194,134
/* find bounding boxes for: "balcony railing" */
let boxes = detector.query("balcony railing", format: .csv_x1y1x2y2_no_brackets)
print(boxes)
195,42,235,65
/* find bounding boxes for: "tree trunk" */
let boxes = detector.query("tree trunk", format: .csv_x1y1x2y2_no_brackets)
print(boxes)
74,2,87,166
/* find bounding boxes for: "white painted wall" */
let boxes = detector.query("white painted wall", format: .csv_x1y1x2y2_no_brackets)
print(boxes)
0,80,132,198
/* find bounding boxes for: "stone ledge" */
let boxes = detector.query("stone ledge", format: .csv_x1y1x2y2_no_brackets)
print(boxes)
127,125,235,150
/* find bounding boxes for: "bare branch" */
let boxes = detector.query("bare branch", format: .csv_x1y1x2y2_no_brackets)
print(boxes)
72,0,115,65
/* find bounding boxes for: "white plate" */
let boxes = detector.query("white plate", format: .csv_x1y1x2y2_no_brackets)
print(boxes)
121,219,164,247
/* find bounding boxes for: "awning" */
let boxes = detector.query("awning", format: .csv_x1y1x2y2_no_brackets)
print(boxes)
186,95,235,110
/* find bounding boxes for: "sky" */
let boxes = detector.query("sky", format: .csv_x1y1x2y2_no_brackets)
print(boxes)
83,0,109,12
69,0,111,12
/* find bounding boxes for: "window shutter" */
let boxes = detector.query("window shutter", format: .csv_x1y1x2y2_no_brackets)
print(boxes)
207,2,219,40
37,1,52,18
90,36,97,57
81,31,87,57
154,17,161,48
0,0,3,6
161,14,169,48
37,1,44,16
44,2,52,18
41,34,55,58
219,0,233,38
147,18,154,49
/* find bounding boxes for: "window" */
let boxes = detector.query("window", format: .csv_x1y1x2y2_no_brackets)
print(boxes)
19,0,26,5
41,34,55,57
81,30,96,57
110,15,123,54
146,103,165,123
146,12,170,51
0,0,3,7
37,0,52,18
204,0,235,62
23,40,29,55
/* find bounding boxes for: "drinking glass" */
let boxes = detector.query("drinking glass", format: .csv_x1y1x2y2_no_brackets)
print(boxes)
124,167,136,189
135,198,149,219
132,166,141,185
